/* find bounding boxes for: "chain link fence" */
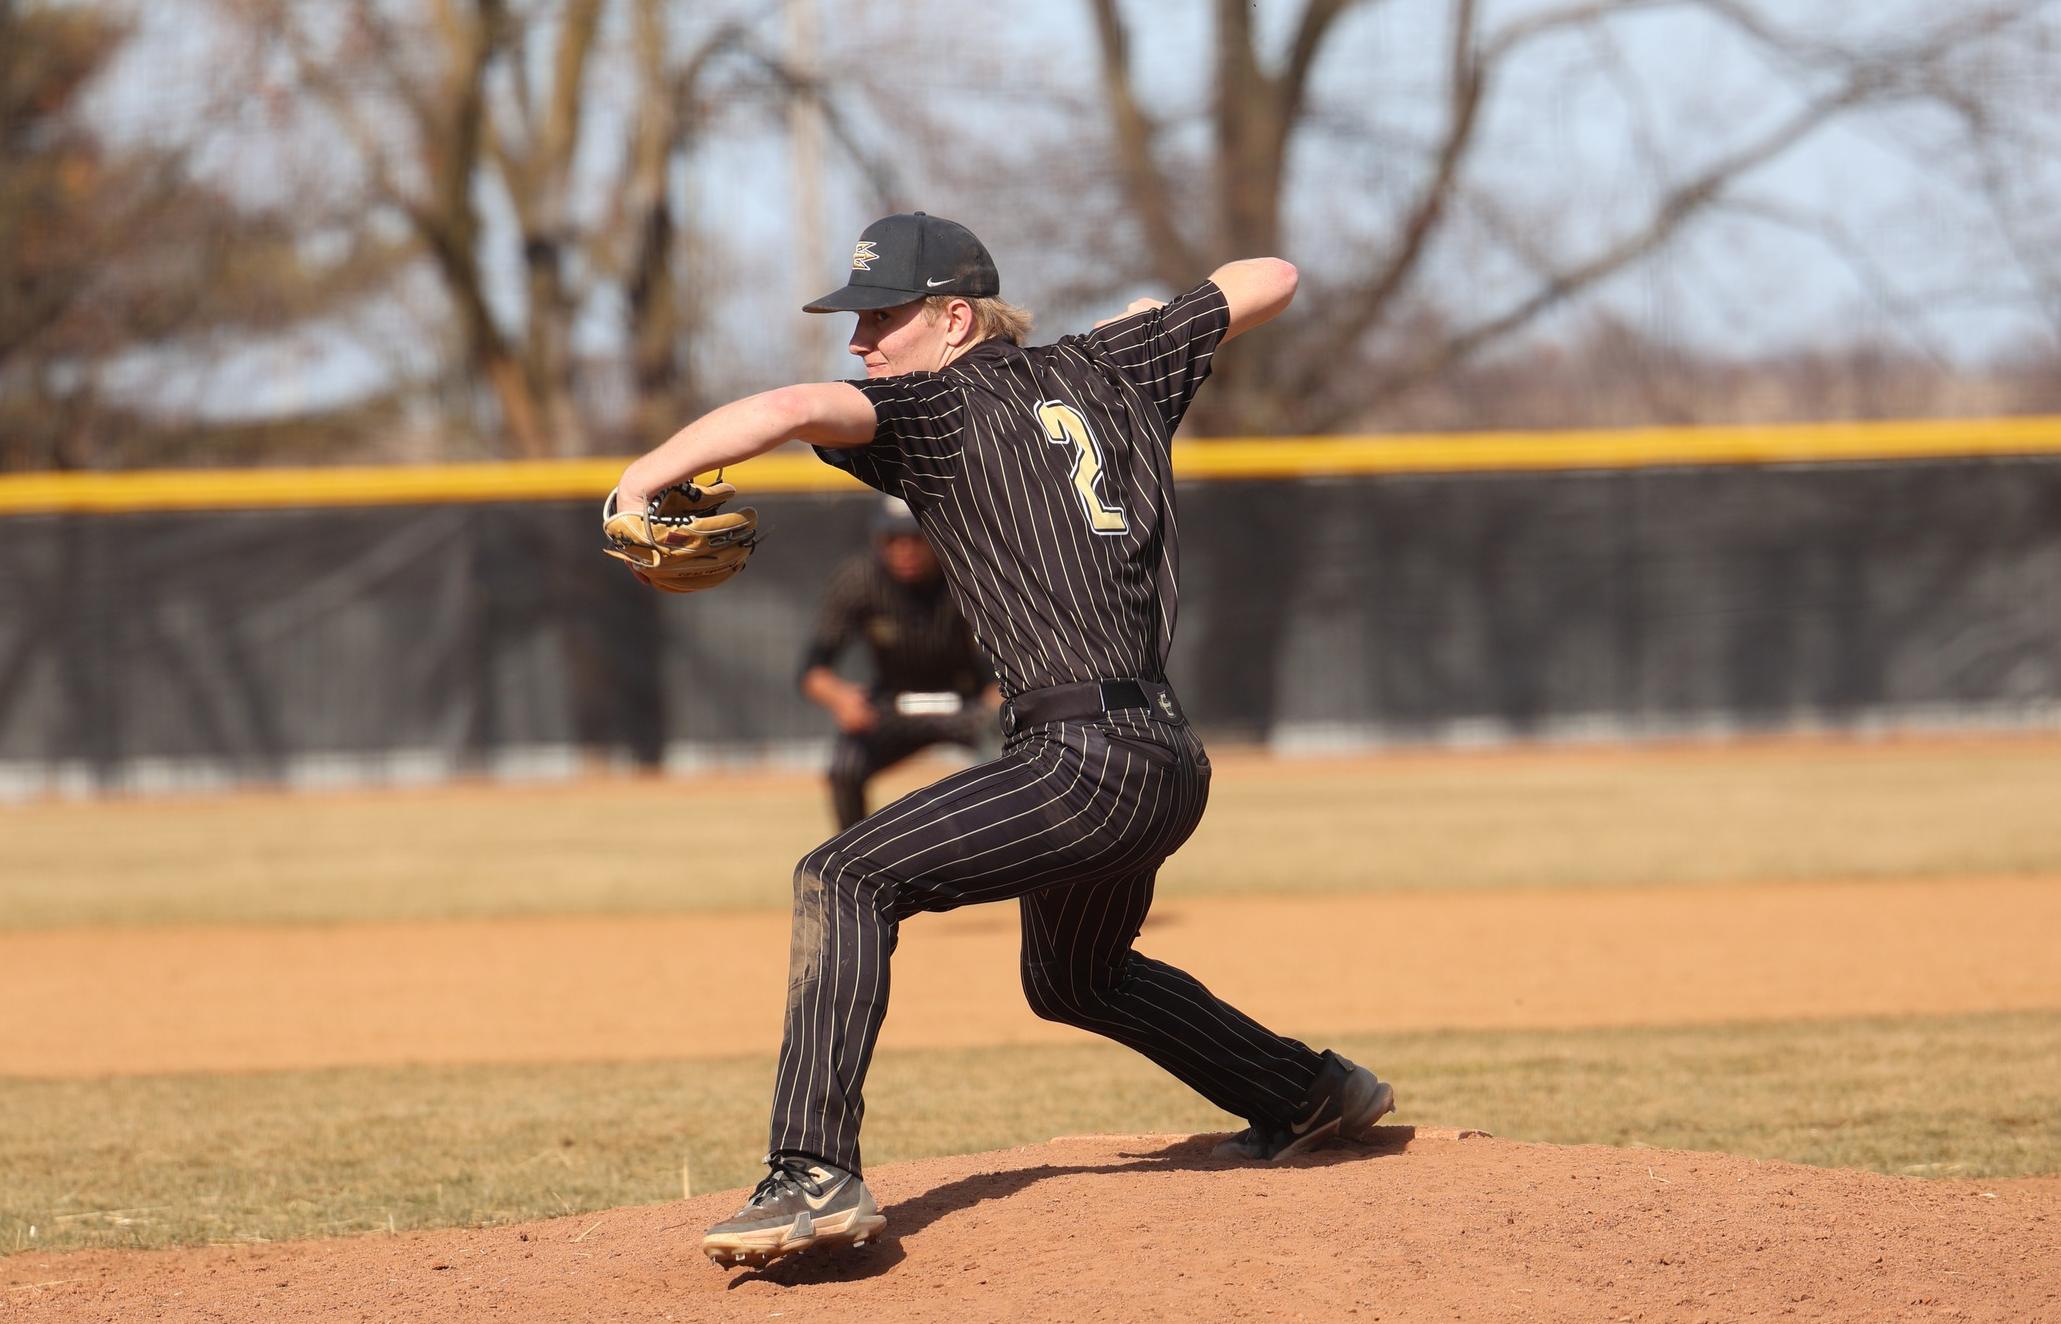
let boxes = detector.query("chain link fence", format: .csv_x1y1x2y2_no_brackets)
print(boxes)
4,456,2058,797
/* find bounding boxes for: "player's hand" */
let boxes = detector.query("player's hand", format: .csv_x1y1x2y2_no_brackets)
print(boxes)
829,687,878,735
1093,297,1165,329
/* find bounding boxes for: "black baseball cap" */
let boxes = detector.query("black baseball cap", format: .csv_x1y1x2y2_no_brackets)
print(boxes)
803,212,999,313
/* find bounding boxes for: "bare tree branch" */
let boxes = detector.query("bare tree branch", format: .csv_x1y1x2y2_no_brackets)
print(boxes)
1359,76,1877,414
1480,0,1682,64
400,0,552,455
1970,138,2061,346
1087,0,1196,286
1282,0,1363,121
540,0,604,207
730,41,901,213
1286,0,1483,395
264,0,417,210
1723,193,1957,367
1278,0,2058,426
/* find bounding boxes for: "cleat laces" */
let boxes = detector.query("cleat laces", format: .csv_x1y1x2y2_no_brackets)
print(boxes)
748,1154,829,1208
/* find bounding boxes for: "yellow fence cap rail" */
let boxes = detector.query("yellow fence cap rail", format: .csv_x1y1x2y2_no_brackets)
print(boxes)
0,451,865,514
4,415,2061,514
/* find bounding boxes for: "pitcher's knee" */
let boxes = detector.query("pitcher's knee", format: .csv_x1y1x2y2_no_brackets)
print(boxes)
1022,959,1111,1026
792,844,896,920
1020,961,1070,1023
794,845,851,905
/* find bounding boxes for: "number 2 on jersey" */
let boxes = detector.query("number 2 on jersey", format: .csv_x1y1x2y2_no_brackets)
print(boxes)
1034,400,1129,536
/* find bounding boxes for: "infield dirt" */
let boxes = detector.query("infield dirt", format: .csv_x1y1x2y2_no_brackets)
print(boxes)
7,742,2059,1318
4,874,2057,1077
7,1132,2058,1322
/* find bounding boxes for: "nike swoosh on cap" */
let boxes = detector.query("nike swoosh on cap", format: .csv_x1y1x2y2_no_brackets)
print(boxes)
925,277,954,287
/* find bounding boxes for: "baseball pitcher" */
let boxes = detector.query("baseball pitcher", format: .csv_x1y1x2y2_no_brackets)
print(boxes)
606,211,1396,1270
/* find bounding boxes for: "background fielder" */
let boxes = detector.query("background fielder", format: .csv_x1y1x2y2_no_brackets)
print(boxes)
611,211,1394,1269
802,497,997,831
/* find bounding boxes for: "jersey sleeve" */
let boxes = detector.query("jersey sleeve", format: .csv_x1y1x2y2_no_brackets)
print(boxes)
1080,279,1232,433
812,373,966,500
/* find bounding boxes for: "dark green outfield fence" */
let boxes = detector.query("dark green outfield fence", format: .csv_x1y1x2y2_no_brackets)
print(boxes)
3,422,2059,795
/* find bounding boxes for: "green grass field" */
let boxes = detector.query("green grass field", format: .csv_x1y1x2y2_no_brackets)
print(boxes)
5,738,2060,928
6,1012,2056,1253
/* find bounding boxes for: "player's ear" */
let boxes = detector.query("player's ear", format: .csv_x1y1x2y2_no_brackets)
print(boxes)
944,298,976,346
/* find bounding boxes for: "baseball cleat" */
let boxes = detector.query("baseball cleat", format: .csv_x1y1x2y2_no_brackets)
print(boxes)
701,1154,887,1269
1212,1050,1397,1161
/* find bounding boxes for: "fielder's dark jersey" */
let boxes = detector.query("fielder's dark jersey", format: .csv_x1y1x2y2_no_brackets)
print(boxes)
815,280,1230,698
801,553,989,698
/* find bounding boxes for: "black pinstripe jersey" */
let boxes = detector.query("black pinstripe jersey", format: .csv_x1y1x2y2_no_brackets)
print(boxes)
802,553,989,698
815,280,1230,698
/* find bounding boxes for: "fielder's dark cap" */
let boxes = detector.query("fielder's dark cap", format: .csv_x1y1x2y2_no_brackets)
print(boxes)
804,212,999,314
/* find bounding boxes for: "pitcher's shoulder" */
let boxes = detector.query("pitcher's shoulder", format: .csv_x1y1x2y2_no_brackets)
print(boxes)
945,337,1077,396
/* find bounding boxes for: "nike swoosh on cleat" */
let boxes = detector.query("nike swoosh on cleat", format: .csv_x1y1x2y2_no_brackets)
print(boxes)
803,1178,849,1212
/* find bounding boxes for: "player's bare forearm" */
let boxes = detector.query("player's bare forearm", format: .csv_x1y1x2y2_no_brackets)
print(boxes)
1209,257,1298,341
801,665,876,733
800,665,848,710
617,382,877,507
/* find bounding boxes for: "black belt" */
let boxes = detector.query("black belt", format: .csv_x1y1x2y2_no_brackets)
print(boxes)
999,678,1185,736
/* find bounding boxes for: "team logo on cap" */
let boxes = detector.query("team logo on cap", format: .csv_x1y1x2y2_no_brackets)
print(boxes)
850,240,878,272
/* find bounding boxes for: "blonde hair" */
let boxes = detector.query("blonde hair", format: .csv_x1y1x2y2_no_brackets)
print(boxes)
923,295,1035,346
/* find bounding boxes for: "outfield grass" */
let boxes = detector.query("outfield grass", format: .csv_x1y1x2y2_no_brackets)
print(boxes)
6,1010,2056,1254
5,738,2059,928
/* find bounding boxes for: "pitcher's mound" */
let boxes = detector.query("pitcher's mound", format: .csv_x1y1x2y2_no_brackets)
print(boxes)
7,1130,2057,1322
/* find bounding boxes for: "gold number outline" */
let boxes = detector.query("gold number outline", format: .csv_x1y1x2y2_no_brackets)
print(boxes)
1034,399,1129,536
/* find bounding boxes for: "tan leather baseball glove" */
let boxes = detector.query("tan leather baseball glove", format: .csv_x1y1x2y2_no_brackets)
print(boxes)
601,479,759,593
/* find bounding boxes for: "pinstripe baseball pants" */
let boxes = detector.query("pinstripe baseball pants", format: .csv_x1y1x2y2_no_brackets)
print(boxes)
768,712,1325,1173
